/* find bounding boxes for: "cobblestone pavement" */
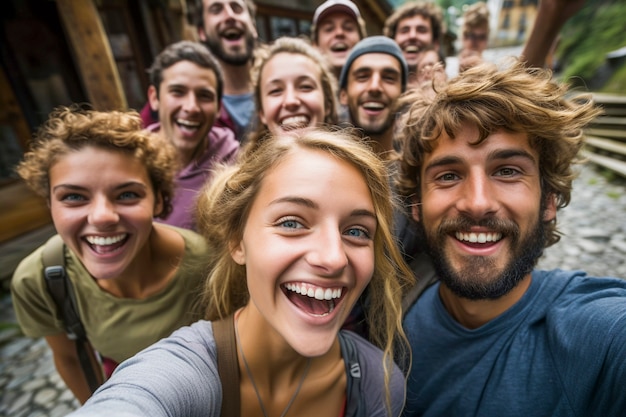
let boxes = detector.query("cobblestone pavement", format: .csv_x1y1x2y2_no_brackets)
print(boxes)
1,163,625,416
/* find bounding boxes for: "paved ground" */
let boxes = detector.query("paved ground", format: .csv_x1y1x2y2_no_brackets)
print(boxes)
1,162,625,416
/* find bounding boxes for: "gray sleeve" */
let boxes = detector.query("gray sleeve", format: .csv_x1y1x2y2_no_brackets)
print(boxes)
67,321,222,417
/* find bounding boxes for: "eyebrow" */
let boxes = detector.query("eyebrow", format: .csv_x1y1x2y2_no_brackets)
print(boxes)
52,182,147,193
424,148,537,174
270,196,377,220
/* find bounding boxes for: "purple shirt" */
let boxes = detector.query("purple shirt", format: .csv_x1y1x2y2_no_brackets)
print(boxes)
148,123,239,230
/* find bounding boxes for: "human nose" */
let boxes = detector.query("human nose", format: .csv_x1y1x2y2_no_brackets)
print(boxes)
456,171,499,219
306,227,348,275
182,93,200,113
367,73,383,93
88,196,119,226
282,86,300,109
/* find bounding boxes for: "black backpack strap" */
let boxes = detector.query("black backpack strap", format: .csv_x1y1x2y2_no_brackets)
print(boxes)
42,235,103,393
401,252,439,317
213,316,240,417
339,332,366,417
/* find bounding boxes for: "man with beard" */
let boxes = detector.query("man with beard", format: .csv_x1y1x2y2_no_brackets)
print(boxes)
196,0,258,140
339,36,407,159
383,1,444,90
397,59,626,417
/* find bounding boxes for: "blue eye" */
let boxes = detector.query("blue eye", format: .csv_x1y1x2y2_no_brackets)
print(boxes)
345,227,370,239
119,191,140,200
61,193,86,202
279,219,303,229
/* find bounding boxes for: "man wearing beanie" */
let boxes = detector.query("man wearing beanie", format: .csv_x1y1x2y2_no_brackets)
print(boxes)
339,36,408,158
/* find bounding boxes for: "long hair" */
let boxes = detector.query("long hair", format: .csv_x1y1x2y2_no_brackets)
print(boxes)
197,127,414,412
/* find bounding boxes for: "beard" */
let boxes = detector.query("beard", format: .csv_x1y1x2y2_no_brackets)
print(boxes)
201,32,255,66
349,106,395,137
418,211,546,300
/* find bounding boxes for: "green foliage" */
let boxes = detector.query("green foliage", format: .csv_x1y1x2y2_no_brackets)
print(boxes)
557,1,626,92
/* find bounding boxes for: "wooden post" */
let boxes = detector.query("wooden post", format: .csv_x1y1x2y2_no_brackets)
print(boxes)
55,0,127,110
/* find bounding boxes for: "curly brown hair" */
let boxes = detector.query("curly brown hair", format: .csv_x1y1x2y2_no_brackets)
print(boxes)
16,106,179,218
397,59,602,247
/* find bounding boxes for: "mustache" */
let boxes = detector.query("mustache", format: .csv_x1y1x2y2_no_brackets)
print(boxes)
436,215,520,239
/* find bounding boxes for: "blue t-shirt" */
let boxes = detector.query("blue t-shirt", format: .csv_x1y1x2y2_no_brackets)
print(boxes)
403,269,626,417
222,93,254,138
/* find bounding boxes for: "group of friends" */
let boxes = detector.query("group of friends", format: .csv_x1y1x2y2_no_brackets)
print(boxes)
9,0,626,416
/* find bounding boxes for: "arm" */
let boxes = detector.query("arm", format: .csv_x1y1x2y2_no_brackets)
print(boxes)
45,333,100,404
521,0,587,67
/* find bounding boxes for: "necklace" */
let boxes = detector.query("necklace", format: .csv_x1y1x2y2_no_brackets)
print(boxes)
234,315,312,417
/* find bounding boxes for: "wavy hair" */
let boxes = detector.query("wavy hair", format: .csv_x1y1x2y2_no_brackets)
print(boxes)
197,127,414,412
397,59,602,247
17,105,178,218
383,1,445,45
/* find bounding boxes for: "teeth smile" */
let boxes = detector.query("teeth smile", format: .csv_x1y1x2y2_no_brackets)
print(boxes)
285,283,343,300
85,234,127,246
176,119,200,127
455,232,502,243
281,116,310,129
405,45,419,53
363,102,384,110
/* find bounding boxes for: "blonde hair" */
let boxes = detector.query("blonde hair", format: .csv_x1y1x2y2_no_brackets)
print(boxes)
462,1,490,34
247,37,339,147
17,106,178,218
197,127,414,411
397,59,602,247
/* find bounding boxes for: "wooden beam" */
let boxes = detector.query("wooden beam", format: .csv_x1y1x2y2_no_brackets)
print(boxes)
56,0,127,110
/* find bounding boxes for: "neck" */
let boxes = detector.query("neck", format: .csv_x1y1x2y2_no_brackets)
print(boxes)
220,59,252,95
438,273,533,329
371,129,396,160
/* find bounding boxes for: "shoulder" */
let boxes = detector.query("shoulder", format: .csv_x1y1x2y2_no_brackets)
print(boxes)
207,126,239,162
168,226,209,257
11,243,46,292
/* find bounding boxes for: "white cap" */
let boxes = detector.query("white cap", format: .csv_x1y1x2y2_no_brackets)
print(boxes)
313,0,361,25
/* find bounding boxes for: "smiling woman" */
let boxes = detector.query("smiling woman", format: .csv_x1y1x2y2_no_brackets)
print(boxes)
10,106,211,404
66,128,415,417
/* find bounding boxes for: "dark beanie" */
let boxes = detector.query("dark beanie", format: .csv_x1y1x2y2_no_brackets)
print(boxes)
339,36,408,92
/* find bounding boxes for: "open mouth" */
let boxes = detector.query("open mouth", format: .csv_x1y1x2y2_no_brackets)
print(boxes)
222,27,243,41
280,115,310,131
454,231,502,247
176,118,201,133
362,101,385,111
330,42,349,52
404,45,421,54
84,234,129,254
282,282,346,317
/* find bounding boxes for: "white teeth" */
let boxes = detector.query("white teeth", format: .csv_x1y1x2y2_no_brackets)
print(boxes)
85,234,126,246
362,102,384,110
285,283,342,299
281,116,309,127
405,45,419,53
455,232,502,243
176,119,200,127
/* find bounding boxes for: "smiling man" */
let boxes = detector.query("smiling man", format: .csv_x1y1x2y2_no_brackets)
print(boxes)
398,60,626,417
339,36,407,158
383,1,444,90
197,0,258,140
147,41,238,230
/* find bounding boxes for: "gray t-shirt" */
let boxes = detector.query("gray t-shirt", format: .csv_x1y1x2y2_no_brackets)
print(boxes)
69,321,406,417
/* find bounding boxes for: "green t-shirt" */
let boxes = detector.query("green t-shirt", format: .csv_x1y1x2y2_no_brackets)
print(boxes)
10,226,209,362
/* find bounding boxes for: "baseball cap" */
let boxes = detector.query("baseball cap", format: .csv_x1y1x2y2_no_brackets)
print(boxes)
313,0,361,25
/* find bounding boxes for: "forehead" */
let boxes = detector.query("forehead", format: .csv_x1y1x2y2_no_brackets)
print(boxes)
161,61,218,87
262,52,321,81
398,14,431,30
319,11,357,26
203,0,248,11
351,53,401,73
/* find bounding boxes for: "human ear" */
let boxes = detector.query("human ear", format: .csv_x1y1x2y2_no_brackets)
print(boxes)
148,85,159,112
258,109,268,127
339,89,348,106
153,191,164,217
230,240,246,265
543,193,557,222
411,198,421,223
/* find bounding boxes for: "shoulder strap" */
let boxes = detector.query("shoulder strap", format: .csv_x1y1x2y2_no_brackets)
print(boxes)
339,332,366,417
401,253,439,317
42,235,103,393
213,316,240,417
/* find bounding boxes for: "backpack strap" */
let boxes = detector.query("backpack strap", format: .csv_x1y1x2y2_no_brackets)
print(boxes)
213,315,240,417
339,332,366,417
401,252,439,317
42,235,103,393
